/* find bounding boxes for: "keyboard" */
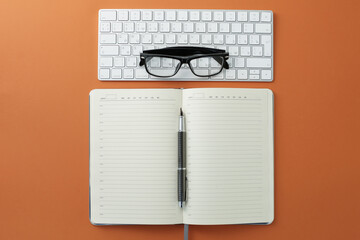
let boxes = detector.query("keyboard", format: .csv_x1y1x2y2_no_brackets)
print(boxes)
98,9,273,81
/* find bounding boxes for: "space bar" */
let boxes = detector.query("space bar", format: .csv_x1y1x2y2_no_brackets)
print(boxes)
150,69,209,79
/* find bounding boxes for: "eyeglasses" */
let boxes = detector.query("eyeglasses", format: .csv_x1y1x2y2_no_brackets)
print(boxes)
139,47,229,78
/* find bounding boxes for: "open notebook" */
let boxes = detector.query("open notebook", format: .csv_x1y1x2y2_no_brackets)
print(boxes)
89,88,274,225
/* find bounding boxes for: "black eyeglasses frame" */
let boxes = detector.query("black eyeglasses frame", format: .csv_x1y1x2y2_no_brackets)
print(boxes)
139,47,230,78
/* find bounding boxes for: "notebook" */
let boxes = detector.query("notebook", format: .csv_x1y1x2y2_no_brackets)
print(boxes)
89,88,274,225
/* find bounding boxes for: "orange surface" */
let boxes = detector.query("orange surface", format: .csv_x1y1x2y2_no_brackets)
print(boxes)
1,0,360,239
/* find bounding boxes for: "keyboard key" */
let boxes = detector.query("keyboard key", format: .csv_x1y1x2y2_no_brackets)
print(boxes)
141,34,152,44
183,23,194,33
112,22,122,32
210,58,221,67
99,57,113,67
99,69,110,78
213,35,224,44
199,58,209,67
250,70,260,74
123,69,134,79
100,34,116,44
132,46,143,55
261,35,272,56
238,12,247,21
100,11,116,21
124,22,134,32
129,34,140,44
118,11,129,20
201,34,212,45
261,12,272,22
178,34,188,44
219,23,230,32
213,12,223,21
147,22,158,32
171,22,182,32
166,11,176,21
249,12,260,21
153,34,164,44
100,46,119,55
234,58,245,67
243,23,254,33
142,11,152,21
189,34,200,44
162,58,173,67
111,69,122,78
261,70,272,80
189,11,200,21
225,12,236,21
255,23,271,33
130,11,141,20
228,46,239,56
225,70,236,79
249,74,260,80
120,45,131,55
195,23,206,33
126,57,137,67
238,69,247,79
240,46,251,56
207,23,218,33
114,57,125,66
231,23,241,33
247,58,271,68
252,46,263,56
178,11,188,21
226,35,236,44
154,11,164,21
165,34,176,44
159,22,170,32
135,22,146,32
150,58,161,67
190,59,197,67
201,11,212,21
100,22,111,32
238,35,247,44
118,34,128,44
249,35,260,44
135,69,148,79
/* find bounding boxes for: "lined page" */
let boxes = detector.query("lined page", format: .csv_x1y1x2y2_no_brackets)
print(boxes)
90,89,183,225
182,88,274,225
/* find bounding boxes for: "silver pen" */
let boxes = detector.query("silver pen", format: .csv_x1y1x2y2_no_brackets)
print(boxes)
178,108,186,208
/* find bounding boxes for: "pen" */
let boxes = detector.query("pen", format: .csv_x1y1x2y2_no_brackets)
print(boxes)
178,108,186,208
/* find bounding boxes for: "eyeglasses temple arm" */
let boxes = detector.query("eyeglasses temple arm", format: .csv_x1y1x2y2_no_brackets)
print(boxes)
212,56,229,69
139,58,145,66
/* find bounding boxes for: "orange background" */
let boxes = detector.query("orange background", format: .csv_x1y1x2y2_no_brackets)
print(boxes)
1,0,360,239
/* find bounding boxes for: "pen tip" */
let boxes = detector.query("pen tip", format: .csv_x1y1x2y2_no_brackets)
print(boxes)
180,108,183,116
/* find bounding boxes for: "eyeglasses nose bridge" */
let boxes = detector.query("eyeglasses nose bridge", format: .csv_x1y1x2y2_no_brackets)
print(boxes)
181,58,190,64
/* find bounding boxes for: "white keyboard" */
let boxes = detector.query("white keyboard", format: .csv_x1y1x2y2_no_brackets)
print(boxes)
98,9,273,81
